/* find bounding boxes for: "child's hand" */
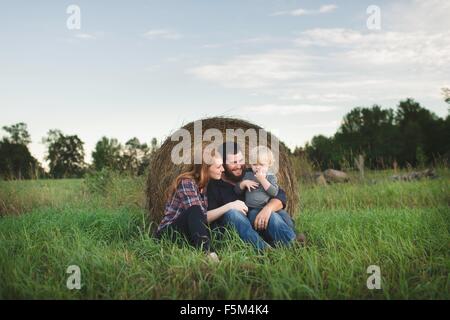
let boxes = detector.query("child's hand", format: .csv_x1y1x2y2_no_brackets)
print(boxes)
240,180,259,192
254,168,267,182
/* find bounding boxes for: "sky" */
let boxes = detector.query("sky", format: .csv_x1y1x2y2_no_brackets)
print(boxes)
1,0,449,166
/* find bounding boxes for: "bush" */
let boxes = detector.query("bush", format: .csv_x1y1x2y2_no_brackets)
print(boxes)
83,168,146,209
83,168,113,195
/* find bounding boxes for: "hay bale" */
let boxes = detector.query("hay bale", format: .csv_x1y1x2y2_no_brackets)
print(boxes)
145,117,300,226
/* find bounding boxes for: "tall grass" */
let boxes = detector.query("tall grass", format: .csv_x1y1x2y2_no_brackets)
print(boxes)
0,170,146,216
0,169,449,299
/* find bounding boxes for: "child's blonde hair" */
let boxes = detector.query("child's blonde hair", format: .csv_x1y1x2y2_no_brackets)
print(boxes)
249,146,274,167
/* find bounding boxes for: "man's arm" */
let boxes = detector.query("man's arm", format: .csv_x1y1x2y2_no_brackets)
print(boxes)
253,187,287,231
273,187,287,209
264,197,283,213
253,198,282,230
234,182,245,195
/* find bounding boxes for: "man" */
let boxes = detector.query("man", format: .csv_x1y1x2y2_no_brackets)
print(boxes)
208,142,303,250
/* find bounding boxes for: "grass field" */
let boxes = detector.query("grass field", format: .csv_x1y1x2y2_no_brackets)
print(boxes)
0,169,449,299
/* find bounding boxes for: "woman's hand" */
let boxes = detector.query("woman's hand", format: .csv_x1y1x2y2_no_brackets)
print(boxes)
254,207,272,230
226,200,248,215
240,180,259,192
207,200,248,223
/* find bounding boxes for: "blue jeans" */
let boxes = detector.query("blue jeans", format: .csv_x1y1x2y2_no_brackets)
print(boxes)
247,208,296,247
211,209,270,251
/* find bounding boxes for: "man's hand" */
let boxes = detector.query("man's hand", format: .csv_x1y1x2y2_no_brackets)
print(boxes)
240,180,259,192
254,206,272,230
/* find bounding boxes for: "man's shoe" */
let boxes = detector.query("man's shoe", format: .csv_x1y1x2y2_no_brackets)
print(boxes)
296,233,307,246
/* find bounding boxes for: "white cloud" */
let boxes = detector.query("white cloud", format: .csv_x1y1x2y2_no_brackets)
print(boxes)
189,24,449,98
272,4,337,16
279,93,358,103
188,0,449,118
299,120,341,128
201,36,290,50
145,65,161,72
74,33,96,40
385,0,450,32
188,51,323,88
143,29,182,40
241,104,337,116
236,36,287,44
294,28,450,70
294,28,363,46
318,4,338,13
202,43,223,49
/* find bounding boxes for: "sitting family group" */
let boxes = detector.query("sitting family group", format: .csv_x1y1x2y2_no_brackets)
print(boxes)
155,142,305,262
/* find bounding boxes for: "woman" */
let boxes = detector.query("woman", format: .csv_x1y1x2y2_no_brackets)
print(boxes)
156,149,247,262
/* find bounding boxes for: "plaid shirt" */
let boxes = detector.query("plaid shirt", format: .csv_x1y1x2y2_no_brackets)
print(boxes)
157,178,208,234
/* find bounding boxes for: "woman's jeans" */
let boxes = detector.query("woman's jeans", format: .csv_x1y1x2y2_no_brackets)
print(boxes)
212,208,296,250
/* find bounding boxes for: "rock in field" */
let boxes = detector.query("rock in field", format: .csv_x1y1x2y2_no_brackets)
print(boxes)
323,169,350,183
391,169,438,181
316,174,328,186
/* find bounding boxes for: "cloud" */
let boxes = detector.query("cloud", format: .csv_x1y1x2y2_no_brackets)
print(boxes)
145,65,161,72
202,43,223,49
241,104,338,116
294,28,363,46
188,51,323,88
74,33,96,40
385,0,450,32
143,29,182,40
279,93,358,103
189,24,449,97
299,120,341,128
201,36,291,50
272,4,337,16
188,0,449,119
294,28,450,70
318,4,338,13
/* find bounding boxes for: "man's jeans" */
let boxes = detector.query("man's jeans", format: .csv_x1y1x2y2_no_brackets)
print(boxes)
247,208,296,247
212,209,296,250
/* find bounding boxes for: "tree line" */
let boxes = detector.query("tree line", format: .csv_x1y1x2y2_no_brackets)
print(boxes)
1,96,449,180
294,97,450,170
0,125,159,179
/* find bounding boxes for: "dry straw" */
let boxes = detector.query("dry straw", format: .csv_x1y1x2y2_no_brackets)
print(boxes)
145,117,299,226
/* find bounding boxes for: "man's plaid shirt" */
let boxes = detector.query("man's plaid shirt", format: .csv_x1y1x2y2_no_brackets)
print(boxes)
157,178,208,234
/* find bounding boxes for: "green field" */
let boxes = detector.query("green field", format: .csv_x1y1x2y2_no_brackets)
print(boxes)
0,170,449,299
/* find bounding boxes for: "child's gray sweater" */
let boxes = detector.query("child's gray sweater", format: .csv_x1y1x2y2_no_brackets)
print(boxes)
234,170,279,208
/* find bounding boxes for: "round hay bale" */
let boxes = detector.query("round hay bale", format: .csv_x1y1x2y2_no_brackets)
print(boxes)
145,117,299,227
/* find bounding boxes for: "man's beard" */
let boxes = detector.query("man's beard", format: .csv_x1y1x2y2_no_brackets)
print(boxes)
224,165,245,182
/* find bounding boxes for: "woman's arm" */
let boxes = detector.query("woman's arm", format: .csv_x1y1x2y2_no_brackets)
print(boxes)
206,203,231,223
206,200,248,223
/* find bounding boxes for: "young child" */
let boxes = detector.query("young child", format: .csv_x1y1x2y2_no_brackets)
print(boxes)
234,145,279,209
234,145,303,246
